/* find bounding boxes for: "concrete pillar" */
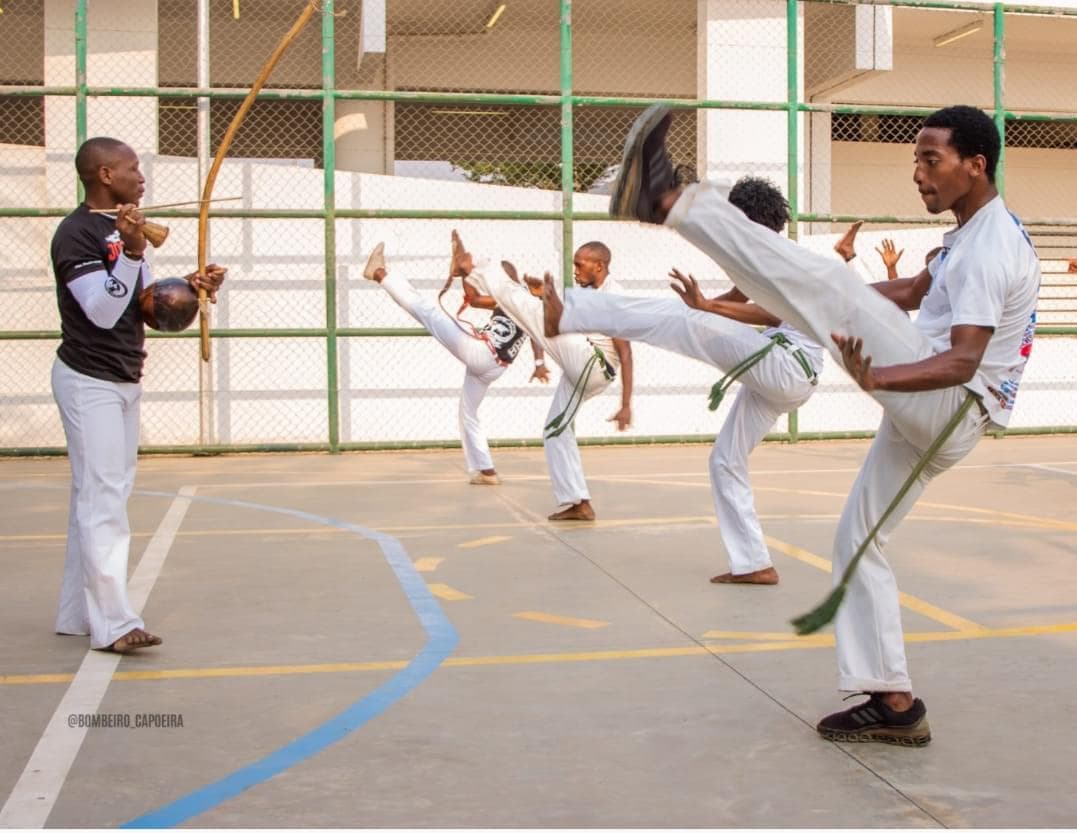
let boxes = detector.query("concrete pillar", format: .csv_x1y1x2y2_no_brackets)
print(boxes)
45,0,158,204
696,0,803,197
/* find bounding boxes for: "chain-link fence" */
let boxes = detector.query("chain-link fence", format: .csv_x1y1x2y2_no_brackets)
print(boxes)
2,0,1076,454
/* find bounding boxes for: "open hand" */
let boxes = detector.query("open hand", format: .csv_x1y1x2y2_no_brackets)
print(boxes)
831,333,877,392
669,268,707,311
875,238,904,279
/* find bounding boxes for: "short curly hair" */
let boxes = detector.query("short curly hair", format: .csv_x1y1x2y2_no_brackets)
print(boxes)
728,176,790,233
922,106,1000,183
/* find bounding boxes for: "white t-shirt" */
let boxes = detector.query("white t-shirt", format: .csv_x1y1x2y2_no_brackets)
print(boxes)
915,196,1040,426
586,276,622,370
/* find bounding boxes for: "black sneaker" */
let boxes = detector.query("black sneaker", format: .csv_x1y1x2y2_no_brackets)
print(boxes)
816,693,931,747
609,104,676,223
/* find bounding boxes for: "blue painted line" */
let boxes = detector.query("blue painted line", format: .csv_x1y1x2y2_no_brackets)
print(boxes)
121,493,459,828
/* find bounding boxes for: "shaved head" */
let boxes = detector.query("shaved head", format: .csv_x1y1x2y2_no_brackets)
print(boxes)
75,137,132,187
577,241,611,268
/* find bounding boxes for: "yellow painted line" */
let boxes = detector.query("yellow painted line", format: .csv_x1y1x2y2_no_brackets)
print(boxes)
426,583,472,601
754,485,1077,533
763,534,984,631
763,535,832,572
457,535,511,549
4,622,1077,687
413,557,444,573
702,629,831,642
915,500,1077,533
895,591,983,632
513,611,610,629
3,504,1066,546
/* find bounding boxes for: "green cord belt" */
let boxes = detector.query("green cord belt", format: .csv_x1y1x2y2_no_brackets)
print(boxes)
708,333,818,411
544,346,615,439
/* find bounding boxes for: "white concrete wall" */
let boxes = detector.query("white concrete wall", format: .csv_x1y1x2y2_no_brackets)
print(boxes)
830,141,1077,222
3,149,1072,449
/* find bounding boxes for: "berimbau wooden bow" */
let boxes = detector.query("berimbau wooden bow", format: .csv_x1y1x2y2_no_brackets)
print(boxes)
196,0,320,361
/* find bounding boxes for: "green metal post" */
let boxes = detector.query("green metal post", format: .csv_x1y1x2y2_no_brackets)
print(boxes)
322,1,340,452
786,0,799,243
560,0,574,288
993,3,1006,196
75,0,88,202
786,0,800,442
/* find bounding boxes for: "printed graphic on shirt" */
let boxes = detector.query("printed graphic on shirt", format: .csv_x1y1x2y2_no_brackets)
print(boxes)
105,230,123,265
986,302,1037,412
482,308,527,365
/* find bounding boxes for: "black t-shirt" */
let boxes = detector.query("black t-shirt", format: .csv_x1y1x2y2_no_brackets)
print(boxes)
481,306,528,365
51,204,146,383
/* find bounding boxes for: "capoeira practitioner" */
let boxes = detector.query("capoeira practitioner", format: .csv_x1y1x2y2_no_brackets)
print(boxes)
450,231,634,521
50,137,226,652
543,176,823,585
363,243,547,485
608,104,1038,746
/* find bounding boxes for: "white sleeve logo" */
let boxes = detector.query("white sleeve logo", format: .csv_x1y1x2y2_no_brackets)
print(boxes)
104,276,128,298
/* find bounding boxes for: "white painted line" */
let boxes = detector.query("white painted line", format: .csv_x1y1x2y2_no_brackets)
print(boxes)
0,486,195,829
1024,463,1077,478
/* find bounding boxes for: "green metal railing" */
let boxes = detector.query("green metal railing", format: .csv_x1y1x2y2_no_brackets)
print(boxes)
2,0,1076,457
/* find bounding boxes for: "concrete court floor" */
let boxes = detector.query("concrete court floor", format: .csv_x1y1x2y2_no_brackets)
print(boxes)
1,435,1075,828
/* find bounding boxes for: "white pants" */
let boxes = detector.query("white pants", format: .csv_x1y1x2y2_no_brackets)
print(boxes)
468,268,613,505
380,273,506,472
560,292,816,574
51,357,144,650
667,182,989,691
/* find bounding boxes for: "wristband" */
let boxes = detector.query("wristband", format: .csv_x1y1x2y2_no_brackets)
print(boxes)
123,249,144,260
534,359,545,367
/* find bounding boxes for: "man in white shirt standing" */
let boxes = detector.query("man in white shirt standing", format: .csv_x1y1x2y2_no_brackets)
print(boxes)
608,104,1039,746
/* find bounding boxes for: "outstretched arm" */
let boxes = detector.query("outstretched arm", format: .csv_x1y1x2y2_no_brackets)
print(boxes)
669,268,781,327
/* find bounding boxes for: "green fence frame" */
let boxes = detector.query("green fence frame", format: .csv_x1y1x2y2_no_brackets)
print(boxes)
2,0,1076,456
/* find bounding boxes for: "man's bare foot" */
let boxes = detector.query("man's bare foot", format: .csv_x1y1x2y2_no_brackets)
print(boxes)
542,272,562,337
450,230,474,277
501,260,520,282
523,275,544,298
105,627,163,653
710,566,779,585
833,220,864,263
548,500,595,521
362,242,386,282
